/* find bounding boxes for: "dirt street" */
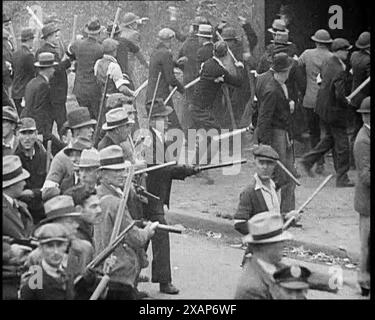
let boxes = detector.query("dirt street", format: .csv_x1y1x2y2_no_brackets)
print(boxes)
138,232,362,299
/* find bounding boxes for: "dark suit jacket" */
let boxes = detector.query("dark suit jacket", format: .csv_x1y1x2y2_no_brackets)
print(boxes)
3,195,34,239
350,50,370,108
315,55,351,127
143,128,195,216
36,42,71,104
114,36,139,76
11,44,35,99
22,74,53,133
256,76,292,145
233,178,269,235
146,42,184,104
192,57,241,109
354,125,370,216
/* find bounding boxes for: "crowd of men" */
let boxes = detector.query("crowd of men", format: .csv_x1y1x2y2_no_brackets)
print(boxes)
2,2,370,300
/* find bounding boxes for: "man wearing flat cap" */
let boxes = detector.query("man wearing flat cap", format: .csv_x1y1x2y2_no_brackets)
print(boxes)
3,105,20,156
353,97,371,297
3,155,34,299
298,29,333,175
69,18,104,120
146,27,185,130
11,28,36,116
14,117,48,224
301,38,354,188
256,52,298,215
22,51,66,156
36,23,72,137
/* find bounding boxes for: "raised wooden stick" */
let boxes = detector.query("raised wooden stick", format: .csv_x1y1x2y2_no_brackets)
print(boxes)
222,84,237,129
276,160,301,186
134,161,177,175
147,72,162,124
110,8,122,39
283,174,334,230
46,140,52,173
134,80,148,98
71,15,78,43
346,76,370,101
164,77,200,105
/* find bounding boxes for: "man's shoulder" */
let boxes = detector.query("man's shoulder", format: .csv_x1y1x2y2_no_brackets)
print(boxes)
241,178,257,194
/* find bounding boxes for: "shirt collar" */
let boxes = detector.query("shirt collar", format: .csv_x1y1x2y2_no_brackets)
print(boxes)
40,74,49,83
42,258,68,279
103,54,118,64
3,193,14,207
365,124,370,130
254,173,276,191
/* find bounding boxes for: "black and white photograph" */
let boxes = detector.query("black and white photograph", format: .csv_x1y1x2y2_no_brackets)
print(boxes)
2,0,371,305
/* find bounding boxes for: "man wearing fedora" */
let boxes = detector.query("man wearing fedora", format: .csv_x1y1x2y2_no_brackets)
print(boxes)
3,155,34,299
143,101,198,294
146,27,185,130
353,97,370,297
14,117,48,224
69,18,104,120
95,145,157,299
348,32,370,169
22,51,66,156
3,105,20,156
42,136,92,200
64,106,97,143
75,148,101,193
256,53,297,215
98,107,135,162
11,28,36,116
301,38,354,188
36,22,72,137
234,211,294,299
94,38,134,98
298,29,333,175
107,23,148,89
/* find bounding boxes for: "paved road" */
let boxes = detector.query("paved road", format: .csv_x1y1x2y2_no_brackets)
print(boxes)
138,232,363,300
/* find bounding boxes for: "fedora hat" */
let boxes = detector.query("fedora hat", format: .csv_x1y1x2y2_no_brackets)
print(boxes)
34,52,58,68
357,96,370,114
102,107,135,131
78,149,100,168
84,19,102,34
99,145,132,170
34,223,70,244
3,155,30,188
18,117,37,133
41,23,60,39
65,107,97,129
311,29,332,44
273,265,311,290
40,195,81,225
271,52,293,72
221,27,239,41
146,98,173,118
271,31,292,45
253,144,279,161
243,211,293,244
196,24,213,38
123,12,140,27
268,19,289,34
3,106,19,124
20,28,35,42
355,31,370,49
64,136,93,157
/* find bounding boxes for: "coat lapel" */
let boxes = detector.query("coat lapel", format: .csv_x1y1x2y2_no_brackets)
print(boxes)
3,196,25,235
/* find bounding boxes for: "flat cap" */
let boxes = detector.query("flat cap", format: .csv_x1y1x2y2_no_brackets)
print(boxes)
331,38,352,52
253,144,279,161
18,117,37,132
103,38,119,53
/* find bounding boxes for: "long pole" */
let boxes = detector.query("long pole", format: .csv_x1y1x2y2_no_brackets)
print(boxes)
283,174,334,230
346,76,370,101
134,80,148,98
71,15,78,43
222,84,237,129
134,160,177,175
110,8,122,39
276,160,301,186
164,77,200,105
147,72,162,124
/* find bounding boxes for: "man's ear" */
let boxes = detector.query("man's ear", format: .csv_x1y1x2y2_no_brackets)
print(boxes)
75,205,83,213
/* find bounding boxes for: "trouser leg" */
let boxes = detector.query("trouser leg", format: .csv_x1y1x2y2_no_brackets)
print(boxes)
331,125,350,184
306,108,324,166
50,101,67,138
358,215,370,290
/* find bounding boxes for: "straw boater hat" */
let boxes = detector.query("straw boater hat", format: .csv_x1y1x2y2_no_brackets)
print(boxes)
34,52,58,68
3,155,30,188
221,27,239,41
196,24,212,38
34,223,70,244
102,107,135,131
39,195,81,225
268,19,289,34
243,211,293,244
77,149,100,168
273,265,311,290
271,31,292,45
65,107,97,130
311,29,333,44
99,145,132,170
